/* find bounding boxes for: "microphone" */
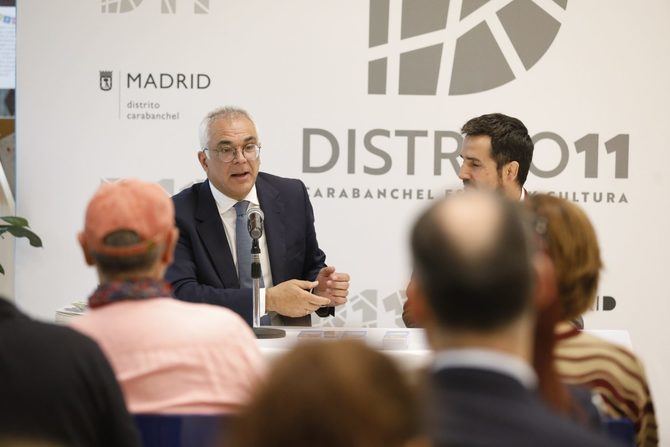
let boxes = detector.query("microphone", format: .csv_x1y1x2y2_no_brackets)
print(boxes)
246,207,264,240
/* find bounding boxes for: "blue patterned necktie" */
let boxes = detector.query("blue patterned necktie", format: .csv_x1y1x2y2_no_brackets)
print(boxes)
234,200,264,289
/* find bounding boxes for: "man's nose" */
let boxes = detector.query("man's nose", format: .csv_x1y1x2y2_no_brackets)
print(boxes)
458,164,469,180
232,149,248,164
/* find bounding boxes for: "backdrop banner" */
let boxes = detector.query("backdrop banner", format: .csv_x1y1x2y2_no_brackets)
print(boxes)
15,0,670,439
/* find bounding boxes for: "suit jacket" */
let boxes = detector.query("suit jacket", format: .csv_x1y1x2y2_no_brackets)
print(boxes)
165,173,330,326
425,367,616,447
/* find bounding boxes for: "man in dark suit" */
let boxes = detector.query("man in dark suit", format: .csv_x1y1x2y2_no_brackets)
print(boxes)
166,107,349,326
408,191,613,447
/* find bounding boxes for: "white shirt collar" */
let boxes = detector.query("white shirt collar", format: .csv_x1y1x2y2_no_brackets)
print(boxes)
520,188,526,201
209,181,260,215
433,348,538,389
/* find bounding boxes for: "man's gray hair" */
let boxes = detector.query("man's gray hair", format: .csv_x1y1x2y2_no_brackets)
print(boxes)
198,106,257,150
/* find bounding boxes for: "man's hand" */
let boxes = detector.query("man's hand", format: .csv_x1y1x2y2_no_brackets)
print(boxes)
266,279,331,317
314,266,350,306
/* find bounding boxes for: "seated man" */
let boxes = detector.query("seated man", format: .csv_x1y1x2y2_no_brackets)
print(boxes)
71,179,264,414
528,193,658,446
166,106,349,326
403,112,534,327
408,191,612,446
0,296,140,446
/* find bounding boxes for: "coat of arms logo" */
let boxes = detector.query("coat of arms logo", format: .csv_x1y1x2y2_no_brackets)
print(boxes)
99,71,113,91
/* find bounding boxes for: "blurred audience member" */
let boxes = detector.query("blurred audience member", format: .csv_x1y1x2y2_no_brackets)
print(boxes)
529,259,602,430
228,340,427,447
528,193,658,446
409,191,612,446
71,179,264,414
0,297,140,446
404,206,598,428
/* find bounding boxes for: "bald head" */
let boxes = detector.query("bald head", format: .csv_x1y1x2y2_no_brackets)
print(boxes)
434,193,503,264
411,191,535,331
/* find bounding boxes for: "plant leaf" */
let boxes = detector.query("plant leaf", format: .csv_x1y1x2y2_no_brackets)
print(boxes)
0,216,29,227
7,226,43,247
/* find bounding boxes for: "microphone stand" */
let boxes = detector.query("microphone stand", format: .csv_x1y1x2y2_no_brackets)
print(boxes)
251,238,285,339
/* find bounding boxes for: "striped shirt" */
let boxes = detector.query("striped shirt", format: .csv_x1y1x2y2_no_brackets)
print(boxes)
555,322,658,447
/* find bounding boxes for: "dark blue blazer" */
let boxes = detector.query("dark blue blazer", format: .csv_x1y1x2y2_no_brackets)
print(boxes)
425,367,618,447
165,173,329,326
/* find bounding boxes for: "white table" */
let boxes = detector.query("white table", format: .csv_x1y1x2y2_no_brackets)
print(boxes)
256,327,633,371
257,327,433,371
55,306,633,369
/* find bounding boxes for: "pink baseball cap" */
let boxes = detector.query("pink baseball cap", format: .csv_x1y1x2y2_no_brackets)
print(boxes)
79,179,174,257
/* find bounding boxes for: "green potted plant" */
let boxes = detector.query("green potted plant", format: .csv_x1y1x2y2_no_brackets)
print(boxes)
0,216,42,274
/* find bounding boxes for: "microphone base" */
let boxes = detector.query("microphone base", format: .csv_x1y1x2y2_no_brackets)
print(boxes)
253,327,286,339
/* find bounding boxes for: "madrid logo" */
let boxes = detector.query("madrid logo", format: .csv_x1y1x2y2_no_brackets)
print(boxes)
368,0,568,95
99,71,113,91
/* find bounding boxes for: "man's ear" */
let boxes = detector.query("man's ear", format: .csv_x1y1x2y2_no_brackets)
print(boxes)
532,252,558,311
503,161,520,184
198,150,208,171
77,233,95,266
407,276,432,326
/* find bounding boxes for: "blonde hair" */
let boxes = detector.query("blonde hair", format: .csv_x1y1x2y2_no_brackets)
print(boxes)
527,194,603,320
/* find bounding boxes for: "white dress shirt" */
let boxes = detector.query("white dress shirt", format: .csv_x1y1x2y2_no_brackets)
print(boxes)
209,183,273,315
433,348,538,390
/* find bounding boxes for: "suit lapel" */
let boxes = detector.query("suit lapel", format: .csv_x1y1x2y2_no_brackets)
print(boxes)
195,181,240,288
257,174,286,285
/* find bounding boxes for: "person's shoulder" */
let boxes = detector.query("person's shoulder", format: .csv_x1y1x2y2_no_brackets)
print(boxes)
258,172,305,190
559,330,643,368
171,180,210,219
429,370,611,446
257,172,308,202
163,299,252,331
498,400,613,447
69,307,106,334
172,180,207,205
542,419,613,447
163,300,258,347
14,317,104,357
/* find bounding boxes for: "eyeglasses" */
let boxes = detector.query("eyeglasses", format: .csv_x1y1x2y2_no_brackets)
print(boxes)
204,143,261,163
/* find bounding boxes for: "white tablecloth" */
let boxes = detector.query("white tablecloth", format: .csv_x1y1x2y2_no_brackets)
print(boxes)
256,327,633,370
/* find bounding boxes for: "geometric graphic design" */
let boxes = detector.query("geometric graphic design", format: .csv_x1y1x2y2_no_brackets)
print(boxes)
193,0,209,14
450,21,515,95
368,0,567,95
401,0,449,39
101,0,210,14
368,58,388,94
316,289,407,328
399,44,444,95
460,0,489,19
497,0,562,70
101,0,143,13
